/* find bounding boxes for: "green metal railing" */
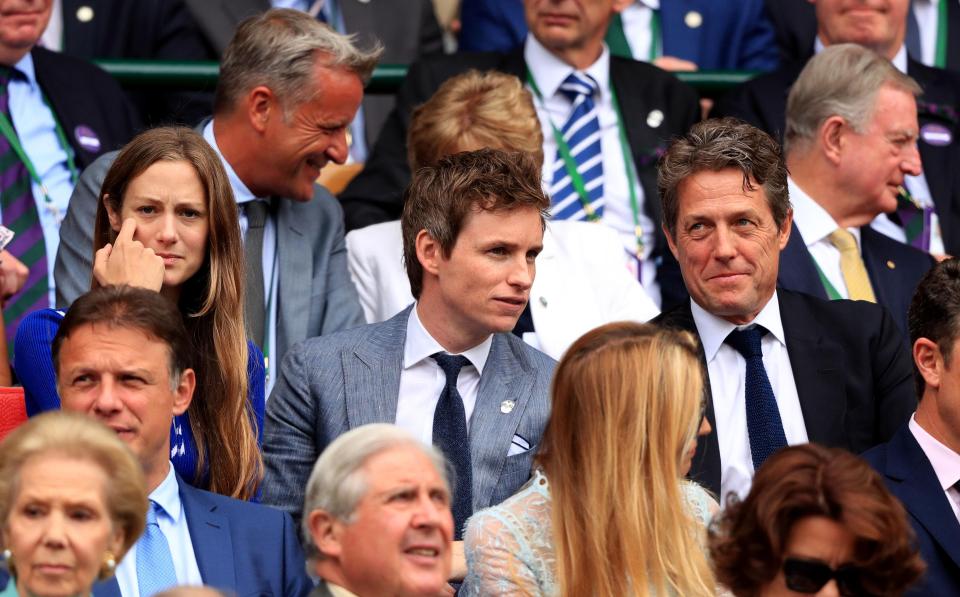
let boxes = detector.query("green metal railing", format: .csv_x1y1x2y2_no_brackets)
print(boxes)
93,60,755,96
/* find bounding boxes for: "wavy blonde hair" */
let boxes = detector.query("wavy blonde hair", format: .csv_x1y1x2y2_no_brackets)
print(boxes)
92,127,262,500
539,322,716,597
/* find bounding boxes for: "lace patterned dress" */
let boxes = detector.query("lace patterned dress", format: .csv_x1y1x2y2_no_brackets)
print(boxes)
461,468,714,596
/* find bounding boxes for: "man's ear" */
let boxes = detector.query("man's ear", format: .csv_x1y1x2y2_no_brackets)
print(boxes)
171,368,195,416
247,86,278,134
914,337,944,391
308,509,344,560
662,223,680,260
415,229,443,276
819,116,847,166
777,208,794,250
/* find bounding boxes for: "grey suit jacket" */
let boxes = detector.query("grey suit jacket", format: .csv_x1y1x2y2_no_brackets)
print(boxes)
53,145,365,365
261,305,556,524
182,0,443,148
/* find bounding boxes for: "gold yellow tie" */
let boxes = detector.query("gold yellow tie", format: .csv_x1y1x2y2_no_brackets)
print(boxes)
828,229,876,302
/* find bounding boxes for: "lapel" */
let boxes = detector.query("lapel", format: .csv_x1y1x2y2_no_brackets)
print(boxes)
275,199,314,358
179,480,237,589
92,578,122,597
778,291,847,446
948,0,960,73
470,333,538,509
343,308,407,427
777,223,828,300
884,424,960,568
61,0,98,57
659,0,703,64
526,227,568,357
907,59,951,215
654,304,722,495
860,226,904,320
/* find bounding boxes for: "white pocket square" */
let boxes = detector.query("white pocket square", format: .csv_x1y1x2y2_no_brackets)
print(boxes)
507,434,532,456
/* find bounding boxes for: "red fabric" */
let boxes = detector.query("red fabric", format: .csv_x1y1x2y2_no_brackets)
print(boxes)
0,386,26,441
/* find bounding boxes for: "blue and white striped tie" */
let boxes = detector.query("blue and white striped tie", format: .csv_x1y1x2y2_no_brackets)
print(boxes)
550,72,604,220
136,501,178,596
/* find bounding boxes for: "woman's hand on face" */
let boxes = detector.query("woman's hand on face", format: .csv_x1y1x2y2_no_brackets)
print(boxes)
93,218,164,292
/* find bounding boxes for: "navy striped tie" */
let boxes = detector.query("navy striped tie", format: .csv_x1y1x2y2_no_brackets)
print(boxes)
550,72,604,220
0,66,48,349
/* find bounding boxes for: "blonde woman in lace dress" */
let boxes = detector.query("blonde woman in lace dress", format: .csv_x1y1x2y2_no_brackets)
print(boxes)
461,322,717,596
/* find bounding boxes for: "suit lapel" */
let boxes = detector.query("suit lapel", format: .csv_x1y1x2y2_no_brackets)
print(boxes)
860,227,906,322
180,482,237,589
343,309,407,427
778,292,847,446
470,334,536,509
660,0,703,64
777,223,828,300
948,0,960,73
276,200,313,359
885,425,960,568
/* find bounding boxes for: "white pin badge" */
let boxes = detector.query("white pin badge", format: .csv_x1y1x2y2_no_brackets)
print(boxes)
77,6,94,23
684,11,703,29
500,400,516,414
647,109,664,128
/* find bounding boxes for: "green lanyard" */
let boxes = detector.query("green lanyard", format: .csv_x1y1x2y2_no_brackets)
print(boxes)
936,0,948,68
649,9,661,62
605,9,661,61
526,72,645,261
0,85,79,206
812,259,843,301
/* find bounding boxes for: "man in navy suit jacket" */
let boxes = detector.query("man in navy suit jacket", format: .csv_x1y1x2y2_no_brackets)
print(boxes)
777,44,933,336
863,258,960,596
53,286,312,597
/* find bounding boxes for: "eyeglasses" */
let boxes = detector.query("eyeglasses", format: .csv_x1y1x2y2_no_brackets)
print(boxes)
782,557,866,596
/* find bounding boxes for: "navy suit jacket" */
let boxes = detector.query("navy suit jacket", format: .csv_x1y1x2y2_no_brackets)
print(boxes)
458,0,779,71
863,424,960,596
653,289,915,496
92,478,313,597
777,222,934,337
713,58,960,254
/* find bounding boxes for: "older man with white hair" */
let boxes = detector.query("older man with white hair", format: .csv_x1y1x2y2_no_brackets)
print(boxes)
302,424,455,597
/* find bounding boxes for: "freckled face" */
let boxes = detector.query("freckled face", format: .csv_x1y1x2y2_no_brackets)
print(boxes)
666,169,791,325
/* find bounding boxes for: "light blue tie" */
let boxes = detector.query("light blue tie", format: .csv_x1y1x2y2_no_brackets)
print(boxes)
550,72,604,220
136,501,178,596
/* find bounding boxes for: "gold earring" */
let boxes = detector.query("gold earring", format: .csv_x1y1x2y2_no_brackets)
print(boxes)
2,547,15,577
99,551,117,579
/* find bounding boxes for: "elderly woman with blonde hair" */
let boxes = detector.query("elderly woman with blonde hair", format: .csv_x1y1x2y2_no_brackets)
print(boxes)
0,412,147,596
462,322,716,596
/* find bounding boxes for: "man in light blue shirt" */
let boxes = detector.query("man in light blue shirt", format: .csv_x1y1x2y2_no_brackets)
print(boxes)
55,285,312,597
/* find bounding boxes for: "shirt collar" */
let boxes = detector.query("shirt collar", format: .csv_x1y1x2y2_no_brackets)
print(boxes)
149,463,183,524
523,33,611,102
690,290,787,362
202,119,257,205
814,37,908,73
910,414,960,490
404,304,492,375
12,52,37,89
630,0,660,8
788,176,850,246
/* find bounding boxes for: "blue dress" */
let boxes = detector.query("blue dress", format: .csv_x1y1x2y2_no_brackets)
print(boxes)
13,308,265,490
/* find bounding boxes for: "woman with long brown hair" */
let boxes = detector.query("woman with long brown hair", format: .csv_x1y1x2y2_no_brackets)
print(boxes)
461,322,717,596
14,126,262,500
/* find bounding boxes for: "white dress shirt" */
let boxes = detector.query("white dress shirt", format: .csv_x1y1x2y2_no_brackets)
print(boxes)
619,0,661,61
5,52,74,307
909,414,960,524
395,304,491,444
523,34,660,306
203,121,279,395
690,292,809,504
788,176,862,299
116,464,203,597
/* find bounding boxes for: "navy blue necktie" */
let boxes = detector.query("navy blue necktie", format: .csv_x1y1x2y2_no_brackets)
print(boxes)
724,326,788,471
431,352,472,539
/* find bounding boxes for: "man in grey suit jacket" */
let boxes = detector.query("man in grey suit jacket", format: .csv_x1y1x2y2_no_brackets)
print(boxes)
263,149,556,538
54,9,372,382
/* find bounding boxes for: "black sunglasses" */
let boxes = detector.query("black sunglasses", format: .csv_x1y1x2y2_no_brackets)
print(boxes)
783,557,866,596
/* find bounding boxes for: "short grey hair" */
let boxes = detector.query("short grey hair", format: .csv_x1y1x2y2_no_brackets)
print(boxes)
785,44,922,154
301,424,450,559
214,8,383,115
659,118,791,239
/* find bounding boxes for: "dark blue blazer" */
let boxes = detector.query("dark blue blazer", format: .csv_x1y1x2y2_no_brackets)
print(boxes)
777,222,934,337
862,424,960,596
93,478,313,597
457,0,779,71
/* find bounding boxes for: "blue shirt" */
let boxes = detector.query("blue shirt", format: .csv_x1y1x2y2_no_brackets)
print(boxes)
6,53,74,307
115,465,203,597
